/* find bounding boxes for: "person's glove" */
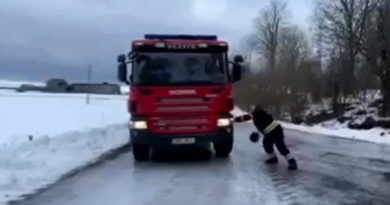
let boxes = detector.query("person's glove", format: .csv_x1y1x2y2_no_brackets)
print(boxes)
234,114,252,122
242,115,252,121
249,132,260,143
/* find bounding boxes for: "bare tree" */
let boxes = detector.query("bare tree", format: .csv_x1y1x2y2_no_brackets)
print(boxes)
253,0,287,71
240,34,258,70
278,26,315,120
362,0,390,115
278,26,309,72
236,23,318,120
325,47,345,110
235,0,321,121
311,1,328,77
316,0,375,95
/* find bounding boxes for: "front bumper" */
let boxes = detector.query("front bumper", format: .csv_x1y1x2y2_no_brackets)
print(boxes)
130,126,233,146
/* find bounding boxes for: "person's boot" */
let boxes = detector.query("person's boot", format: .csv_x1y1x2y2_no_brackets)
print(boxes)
287,158,298,170
264,157,278,164
264,153,278,164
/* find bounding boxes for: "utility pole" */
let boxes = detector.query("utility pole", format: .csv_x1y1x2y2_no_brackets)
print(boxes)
86,64,92,105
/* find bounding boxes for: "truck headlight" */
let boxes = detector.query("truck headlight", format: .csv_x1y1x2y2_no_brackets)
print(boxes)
130,121,148,129
217,118,232,127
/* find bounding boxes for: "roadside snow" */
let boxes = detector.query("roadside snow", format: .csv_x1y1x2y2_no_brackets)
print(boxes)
320,91,383,128
0,91,129,203
281,122,390,146
303,98,333,116
232,107,390,146
231,107,248,117
0,92,128,145
280,90,390,145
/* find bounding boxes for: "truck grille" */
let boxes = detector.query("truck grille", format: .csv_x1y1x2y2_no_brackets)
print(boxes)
157,105,208,111
160,97,206,103
156,118,208,124
156,97,211,113
150,97,215,133
151,117,212,133
166,126,207,131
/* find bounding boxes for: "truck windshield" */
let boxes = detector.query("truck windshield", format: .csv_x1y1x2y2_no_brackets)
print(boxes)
132,52,228,86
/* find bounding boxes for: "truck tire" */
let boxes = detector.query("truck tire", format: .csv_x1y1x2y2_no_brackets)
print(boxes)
214,138,233,158
133,144,150,161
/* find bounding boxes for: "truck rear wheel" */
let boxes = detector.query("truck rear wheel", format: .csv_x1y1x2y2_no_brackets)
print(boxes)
133,144,150,161
214,138,233,158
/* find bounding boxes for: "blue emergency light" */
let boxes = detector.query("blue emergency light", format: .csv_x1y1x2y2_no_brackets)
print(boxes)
144,34,217,40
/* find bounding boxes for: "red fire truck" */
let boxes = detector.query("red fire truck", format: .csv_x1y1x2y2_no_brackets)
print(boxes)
117,34,243,161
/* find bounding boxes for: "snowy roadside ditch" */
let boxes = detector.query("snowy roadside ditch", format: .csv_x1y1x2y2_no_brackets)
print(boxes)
0,92,129,204
284,91,390,146
280,122,390,146
232,107,390,146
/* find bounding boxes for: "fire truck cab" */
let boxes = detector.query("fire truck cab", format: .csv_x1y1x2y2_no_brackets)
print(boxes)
117,34,243,161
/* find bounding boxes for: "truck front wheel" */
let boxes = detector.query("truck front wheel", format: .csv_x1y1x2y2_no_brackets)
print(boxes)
132,144,150,161
214,138,233,158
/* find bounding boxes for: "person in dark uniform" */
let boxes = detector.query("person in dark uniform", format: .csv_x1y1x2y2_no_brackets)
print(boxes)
234,105,298,170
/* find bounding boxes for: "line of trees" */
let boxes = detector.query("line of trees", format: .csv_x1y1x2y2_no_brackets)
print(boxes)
234,0,390,121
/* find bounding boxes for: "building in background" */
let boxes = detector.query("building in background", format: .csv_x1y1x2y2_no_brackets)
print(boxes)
17,78,121,95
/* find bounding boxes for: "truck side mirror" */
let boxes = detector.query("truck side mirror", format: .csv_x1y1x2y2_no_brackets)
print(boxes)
234,55,244,63
232,63,242,82
117,54,126,63
231,54,244,82
117,54,128,83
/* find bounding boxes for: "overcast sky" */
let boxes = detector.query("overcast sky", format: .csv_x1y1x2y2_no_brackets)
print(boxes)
0,0,312,82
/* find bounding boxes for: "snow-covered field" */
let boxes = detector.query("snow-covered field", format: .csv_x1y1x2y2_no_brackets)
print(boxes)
0,89,129,204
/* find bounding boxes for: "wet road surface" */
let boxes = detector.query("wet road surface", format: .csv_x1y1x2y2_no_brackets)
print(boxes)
13,123,390,205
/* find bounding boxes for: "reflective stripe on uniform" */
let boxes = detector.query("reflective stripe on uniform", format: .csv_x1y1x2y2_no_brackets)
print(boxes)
263,121,279,134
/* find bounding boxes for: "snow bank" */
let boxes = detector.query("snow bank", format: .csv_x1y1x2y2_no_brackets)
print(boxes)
321,91,383,127
0,92,128,145
281,122,390,146
232,107,390,146
0,124,129,203
231,106,248,117
0,91,129,203
278,91,390,145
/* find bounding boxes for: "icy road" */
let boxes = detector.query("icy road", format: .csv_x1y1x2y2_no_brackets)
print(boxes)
13,123,390,205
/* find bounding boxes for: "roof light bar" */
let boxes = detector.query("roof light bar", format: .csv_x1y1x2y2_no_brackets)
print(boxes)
144,34,217,40
218,42,227,47
134,41,144,46
155,42,166,48
198,43,208,48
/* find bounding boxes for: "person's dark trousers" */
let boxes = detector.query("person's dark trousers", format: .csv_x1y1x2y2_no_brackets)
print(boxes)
262,125,290,156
